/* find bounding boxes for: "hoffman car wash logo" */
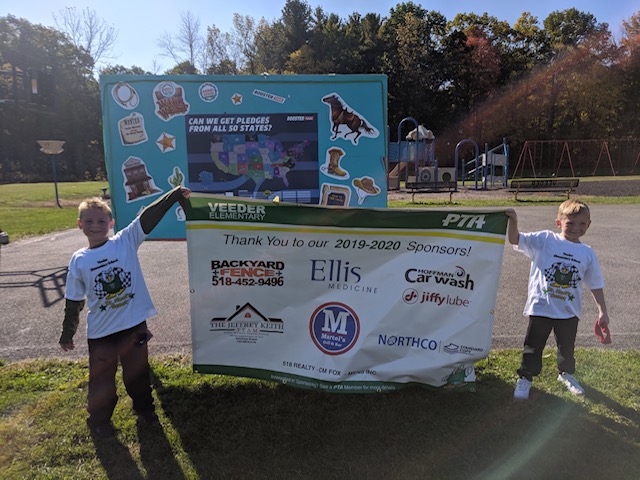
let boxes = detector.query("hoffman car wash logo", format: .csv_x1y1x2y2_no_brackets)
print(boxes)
309,302,360,355
210,302,283,344
404,265,474,290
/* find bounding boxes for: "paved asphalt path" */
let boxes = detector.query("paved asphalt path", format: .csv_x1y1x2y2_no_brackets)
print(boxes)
1,204,638,363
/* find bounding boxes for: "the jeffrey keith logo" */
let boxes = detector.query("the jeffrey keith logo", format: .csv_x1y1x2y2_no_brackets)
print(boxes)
309,302,360,355
210,303,283,344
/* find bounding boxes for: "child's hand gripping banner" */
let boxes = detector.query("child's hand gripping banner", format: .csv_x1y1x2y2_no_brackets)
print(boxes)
185,194,508,392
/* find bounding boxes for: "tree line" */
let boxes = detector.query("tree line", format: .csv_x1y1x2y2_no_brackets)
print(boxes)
1,1,639,183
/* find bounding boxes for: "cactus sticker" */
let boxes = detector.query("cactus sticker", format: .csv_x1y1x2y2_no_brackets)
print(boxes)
168,166,185,188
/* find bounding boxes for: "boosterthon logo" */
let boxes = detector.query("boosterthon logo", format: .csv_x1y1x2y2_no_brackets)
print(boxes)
309,302,360,355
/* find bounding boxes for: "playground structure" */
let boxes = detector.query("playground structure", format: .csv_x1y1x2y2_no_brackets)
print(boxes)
387,133,640,197
386,117,512,194
460,139,509,189
387,117,457,193
513,139,640,178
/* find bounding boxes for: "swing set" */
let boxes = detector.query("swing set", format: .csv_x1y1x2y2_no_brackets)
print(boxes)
513,139,640,178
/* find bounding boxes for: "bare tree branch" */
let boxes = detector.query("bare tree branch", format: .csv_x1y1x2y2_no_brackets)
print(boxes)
53,7,118,69
157,11,206,72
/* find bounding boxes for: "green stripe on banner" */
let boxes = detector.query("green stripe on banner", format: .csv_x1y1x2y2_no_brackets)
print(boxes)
183,193,508,235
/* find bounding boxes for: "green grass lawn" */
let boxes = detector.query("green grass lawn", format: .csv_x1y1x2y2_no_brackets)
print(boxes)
0,182,108,241
1,350,638,479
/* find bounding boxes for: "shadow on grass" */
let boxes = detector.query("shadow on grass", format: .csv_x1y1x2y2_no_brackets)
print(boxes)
149,370,640,480
137,420,186,479
92,435,144,480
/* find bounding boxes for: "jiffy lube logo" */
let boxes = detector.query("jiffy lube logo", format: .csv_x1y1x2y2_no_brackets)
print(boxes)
309,302,360,355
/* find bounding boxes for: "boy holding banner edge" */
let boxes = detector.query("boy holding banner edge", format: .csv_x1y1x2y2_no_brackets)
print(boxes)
59,186,189,438
505,200,609,400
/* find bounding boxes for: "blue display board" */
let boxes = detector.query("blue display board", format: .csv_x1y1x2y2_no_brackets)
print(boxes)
100,74,388,239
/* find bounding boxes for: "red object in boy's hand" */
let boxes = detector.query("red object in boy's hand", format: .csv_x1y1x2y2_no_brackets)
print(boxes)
594,320,611,344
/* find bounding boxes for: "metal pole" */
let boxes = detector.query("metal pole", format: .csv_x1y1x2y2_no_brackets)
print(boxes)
52,154,62,208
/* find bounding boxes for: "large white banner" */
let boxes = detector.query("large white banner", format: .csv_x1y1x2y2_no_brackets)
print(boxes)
185,194,508,392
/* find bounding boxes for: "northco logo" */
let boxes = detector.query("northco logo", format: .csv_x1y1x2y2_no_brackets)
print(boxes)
208,202,265,221
309,302,360,355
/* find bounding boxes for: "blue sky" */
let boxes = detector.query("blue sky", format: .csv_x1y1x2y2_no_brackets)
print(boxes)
2,0,638,72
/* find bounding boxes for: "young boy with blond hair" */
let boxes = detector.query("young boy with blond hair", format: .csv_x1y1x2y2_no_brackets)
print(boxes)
505,200,609,400
60,186,189,437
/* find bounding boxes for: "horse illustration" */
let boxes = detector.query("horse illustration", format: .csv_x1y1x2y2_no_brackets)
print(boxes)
322,94,375,144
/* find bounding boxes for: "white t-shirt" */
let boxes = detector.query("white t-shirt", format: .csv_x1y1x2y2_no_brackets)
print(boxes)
65,217,157,339
514,230,605,319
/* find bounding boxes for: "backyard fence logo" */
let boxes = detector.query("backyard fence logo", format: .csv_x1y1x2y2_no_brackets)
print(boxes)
211,259,284,287
309,302,360,355
404,265,475,291
210,302,284,344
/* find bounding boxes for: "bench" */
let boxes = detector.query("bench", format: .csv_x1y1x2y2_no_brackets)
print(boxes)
405,178,458,202
509,177,579,201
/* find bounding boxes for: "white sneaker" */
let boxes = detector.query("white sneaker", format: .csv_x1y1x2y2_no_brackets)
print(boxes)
558,372,585,396
514,377,531,400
